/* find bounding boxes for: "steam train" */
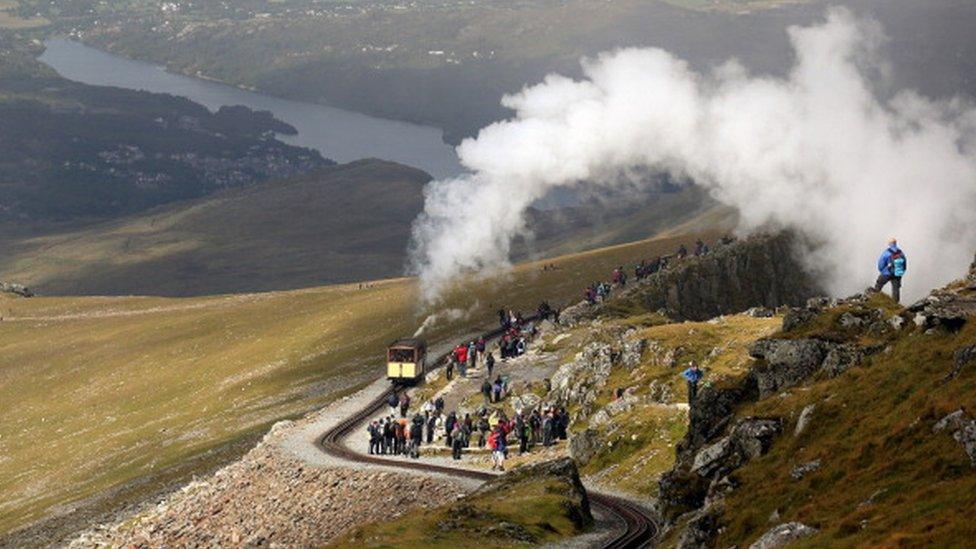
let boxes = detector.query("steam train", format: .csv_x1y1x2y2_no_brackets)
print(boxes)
386,338,427,384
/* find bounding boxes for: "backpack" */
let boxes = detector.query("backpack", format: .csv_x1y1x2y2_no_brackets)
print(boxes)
890,251,907,277
487,431,498,450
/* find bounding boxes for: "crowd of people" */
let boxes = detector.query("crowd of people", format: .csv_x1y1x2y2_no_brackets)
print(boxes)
366,307,575,470
586,238,724,302
367,399,572,471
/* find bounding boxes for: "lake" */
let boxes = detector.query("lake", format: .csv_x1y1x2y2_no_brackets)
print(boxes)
40,38,463,179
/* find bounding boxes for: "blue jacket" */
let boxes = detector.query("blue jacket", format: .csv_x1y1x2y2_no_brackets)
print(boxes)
682,367,703,384
877,245,906,277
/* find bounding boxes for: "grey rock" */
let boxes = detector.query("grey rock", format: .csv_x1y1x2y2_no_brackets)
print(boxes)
568,429,602,467
933,409,976,467
794,405,815,436
782,307,819,332
945,345,976,382
691,437,733,478
745,307,775,318
749,339,830,397
619,232,821,322
790,459,821,481
0,281,33,298
821,344,864,377
676,505,723,549
887,315,906,331
749,522,818,549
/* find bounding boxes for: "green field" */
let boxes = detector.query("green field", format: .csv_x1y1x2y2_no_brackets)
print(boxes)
0,229,716,538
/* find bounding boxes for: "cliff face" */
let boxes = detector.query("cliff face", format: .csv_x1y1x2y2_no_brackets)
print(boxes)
624,232,820,321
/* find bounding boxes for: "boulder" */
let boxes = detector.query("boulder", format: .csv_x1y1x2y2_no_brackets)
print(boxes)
691,437,733,478
475,458,592,528
749,339,830,397
0,281,33,297
568,429,602,466
790,459,821,481
749,522,818,549
821,344,864,377
907,291,976,332
510,393,541,414
933,409,976,467
782,306,819,332
945,344,976,382
794,404,815,436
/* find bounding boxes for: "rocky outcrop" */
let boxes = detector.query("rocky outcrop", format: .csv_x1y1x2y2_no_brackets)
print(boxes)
933,409,976,467
544,327,645,421
475,457,592,529
749,522,818,549
0,281,33,297
908,288,976,331
619,232,820,321
748,338,867,398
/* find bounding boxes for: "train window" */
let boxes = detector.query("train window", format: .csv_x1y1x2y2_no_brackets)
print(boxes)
388,348,415,362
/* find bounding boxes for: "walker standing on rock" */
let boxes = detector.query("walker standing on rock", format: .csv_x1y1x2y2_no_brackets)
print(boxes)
874,238,907,303
683,362,703,405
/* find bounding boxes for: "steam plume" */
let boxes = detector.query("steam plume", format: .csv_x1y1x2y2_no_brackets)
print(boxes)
410,8,976,303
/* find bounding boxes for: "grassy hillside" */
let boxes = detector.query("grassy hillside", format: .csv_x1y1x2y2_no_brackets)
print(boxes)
0,229,718,540
711,299,976,546
0,166,724,297
0,159,430,296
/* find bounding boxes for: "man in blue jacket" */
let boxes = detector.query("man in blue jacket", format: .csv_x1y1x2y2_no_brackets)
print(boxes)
682,362,704,405
874,238,907,303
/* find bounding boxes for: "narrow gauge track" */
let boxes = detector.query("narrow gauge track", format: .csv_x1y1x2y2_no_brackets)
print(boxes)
316,321,656,547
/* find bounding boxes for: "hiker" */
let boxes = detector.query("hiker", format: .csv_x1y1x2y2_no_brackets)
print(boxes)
874,238,907,303
542,411,554,447
481,379,493,405
367,421,379,455
529,409,542,444
489,425,507,471
516,414,529,455
382,418,394,454
468,341,478,370
677,244,688,259
399,393,411,417
455,344,468,377
557,407,569,440
426,411,437,444
498,308,509,330
445,411,456,448
410,414,424,458
477,416,490,447
463,414,474,448
394,418,406,454
485,351,495,379
492,377,503,403
683,362,704,404
694,239,709,257
387,393,399,416
446,356,455,380
451,422,464,460
434,395,445,413
476,337,486,359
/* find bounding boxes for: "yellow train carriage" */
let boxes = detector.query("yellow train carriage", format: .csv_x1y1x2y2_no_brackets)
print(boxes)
387,338,427,383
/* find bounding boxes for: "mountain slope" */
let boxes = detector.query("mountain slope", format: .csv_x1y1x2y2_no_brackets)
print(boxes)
0,159,430,296
655,259,976,546
0,165,725,297
0,229,719,543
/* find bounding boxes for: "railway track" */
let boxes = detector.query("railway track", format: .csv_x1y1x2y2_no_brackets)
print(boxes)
316,321,657,548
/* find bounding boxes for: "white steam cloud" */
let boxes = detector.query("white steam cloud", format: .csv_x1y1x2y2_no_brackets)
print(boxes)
410,8,976,303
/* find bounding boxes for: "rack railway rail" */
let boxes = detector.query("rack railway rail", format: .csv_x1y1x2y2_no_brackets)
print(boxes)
316,319,657,547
